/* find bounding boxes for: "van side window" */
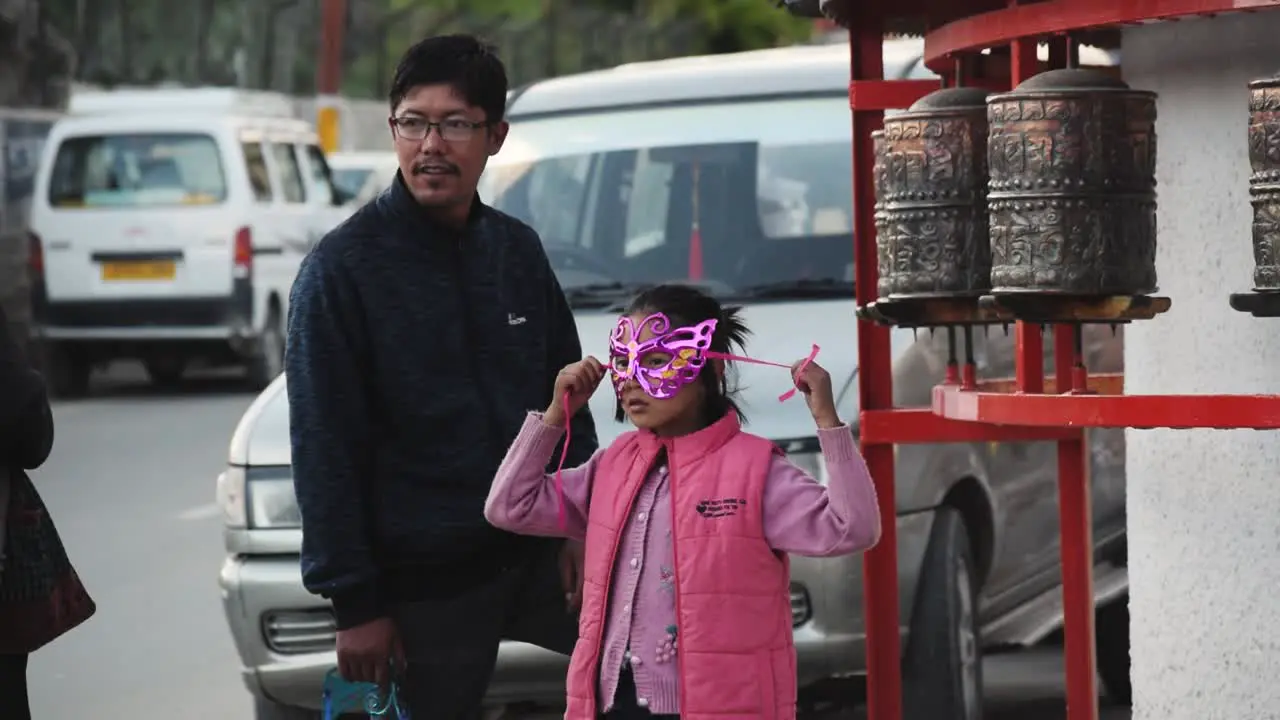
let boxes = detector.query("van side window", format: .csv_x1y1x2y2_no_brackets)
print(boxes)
300,144,337,206
270,142,306,204
240,142,273,202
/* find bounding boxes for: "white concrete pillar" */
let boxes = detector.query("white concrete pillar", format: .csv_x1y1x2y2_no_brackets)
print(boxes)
1122,13,1280,719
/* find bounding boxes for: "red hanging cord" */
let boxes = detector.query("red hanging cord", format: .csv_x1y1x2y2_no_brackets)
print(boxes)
687,162,703,280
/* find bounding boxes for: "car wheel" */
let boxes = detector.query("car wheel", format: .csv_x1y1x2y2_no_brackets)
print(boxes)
247,310,285,391
253,696,319,720
46,345,91,399
1096,594,1132,705
903,506,983,720
144,357,186,388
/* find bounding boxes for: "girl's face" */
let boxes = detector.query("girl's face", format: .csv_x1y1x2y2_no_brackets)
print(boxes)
611,312,711,436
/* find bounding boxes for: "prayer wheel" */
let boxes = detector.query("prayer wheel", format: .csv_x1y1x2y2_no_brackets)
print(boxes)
1249,76,1280,291
986,69,1158,296
873,87,992,300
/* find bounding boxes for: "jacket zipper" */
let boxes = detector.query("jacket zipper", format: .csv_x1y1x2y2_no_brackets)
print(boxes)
665,441,689,714
449,235,503,451
593,455,647,714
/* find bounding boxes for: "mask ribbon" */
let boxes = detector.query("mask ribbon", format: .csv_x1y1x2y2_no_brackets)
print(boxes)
551,343,820,530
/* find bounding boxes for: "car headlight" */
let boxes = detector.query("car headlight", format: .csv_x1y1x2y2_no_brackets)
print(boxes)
777,436,828,485
216,466,247,528
216,465,301,529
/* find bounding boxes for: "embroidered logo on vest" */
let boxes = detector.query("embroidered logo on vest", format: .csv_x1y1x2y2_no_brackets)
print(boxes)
695,497,747,518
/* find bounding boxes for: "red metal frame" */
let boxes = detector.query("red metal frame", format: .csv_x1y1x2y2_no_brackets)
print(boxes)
848,3,1280,720
923,0,1280,74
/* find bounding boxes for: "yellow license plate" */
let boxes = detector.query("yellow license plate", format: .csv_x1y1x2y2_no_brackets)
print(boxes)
101,261,176,281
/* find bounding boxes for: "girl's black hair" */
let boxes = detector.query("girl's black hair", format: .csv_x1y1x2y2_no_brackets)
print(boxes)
614,283,751,425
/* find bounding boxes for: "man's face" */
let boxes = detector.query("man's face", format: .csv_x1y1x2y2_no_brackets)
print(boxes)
390,84,508,211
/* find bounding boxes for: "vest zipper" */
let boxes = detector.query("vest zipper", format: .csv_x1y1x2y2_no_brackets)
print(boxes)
665,440,690,714
593,453,648,713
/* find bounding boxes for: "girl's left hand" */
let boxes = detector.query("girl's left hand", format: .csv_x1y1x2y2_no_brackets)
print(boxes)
792,360,842,429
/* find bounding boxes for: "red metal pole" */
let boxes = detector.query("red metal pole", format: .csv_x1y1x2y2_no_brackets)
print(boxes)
316,0,347,153
1008,1,1043,395
1054,325,1099,720
1044,32,1099,720
850,20,903,720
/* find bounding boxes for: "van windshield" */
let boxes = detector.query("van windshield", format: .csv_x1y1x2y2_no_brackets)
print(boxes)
481,97,854,306
48,133,227,209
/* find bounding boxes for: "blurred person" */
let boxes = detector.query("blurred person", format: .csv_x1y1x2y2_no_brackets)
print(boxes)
285,34,598,718
0,306,95,720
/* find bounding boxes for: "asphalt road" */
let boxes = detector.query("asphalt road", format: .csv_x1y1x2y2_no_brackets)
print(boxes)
23,362,1131,720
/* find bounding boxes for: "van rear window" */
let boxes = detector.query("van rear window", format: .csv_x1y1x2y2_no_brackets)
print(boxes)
47,133,227,209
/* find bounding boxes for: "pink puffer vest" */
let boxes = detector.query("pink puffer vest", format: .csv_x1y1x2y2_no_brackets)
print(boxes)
564,412,798,719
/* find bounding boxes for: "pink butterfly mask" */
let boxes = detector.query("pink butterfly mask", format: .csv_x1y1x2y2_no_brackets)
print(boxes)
608,313,717,400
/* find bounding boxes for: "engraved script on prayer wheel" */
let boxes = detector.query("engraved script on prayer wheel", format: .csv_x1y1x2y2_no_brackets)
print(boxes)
874,87,992,300
986,69,1158,296
1249,76,1280,291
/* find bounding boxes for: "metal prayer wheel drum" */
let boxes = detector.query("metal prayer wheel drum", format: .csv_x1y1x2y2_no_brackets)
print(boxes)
1248,77,1280,291
986,69,1158,296
873,87,993,300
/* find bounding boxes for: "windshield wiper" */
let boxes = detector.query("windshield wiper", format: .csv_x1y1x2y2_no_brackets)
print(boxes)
732,278,855,300
563,281,652,309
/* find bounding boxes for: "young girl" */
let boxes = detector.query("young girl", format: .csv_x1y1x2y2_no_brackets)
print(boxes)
485,284,880,720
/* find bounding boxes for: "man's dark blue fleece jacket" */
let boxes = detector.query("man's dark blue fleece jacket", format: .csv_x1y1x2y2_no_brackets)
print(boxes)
285,175,598,630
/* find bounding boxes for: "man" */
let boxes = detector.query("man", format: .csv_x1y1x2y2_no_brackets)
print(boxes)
285,34,598,717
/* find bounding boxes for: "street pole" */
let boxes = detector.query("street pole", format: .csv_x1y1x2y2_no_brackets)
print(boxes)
316,0,346,154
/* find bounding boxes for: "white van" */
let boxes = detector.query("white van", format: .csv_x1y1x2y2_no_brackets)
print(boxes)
29,88,352,396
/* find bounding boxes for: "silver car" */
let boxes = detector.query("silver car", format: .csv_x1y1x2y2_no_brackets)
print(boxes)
217,38,1131,719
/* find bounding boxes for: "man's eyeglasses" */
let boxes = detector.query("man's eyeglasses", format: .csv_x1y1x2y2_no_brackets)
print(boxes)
390,116,487,143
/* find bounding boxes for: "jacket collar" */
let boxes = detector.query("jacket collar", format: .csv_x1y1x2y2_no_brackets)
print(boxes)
380,170,488,239
636,411,742,458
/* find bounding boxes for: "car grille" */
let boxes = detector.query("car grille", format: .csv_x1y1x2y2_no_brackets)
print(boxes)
263,610,337,654
790,583,812,627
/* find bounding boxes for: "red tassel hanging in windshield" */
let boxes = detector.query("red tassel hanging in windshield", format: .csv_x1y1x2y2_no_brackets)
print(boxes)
687,162,704,281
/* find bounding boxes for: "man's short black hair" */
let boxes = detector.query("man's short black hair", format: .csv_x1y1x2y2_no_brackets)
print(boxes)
389,34,508,123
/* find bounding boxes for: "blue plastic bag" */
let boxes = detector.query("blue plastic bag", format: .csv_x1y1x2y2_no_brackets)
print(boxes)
321,668,411,719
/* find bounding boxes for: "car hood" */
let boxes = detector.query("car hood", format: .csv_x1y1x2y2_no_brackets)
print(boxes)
229,299,860,467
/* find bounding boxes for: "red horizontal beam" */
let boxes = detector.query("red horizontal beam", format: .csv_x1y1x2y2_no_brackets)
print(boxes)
849,79,940,110
849,78,1015,111
861,408,1081,444
924,0,1280,72
932,385,1280,429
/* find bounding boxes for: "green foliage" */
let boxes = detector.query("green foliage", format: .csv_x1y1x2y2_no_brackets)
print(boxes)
580,0,814,54
40,0,817,97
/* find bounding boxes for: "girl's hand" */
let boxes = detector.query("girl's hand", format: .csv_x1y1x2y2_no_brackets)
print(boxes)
544,356,607,427
792,359,842,429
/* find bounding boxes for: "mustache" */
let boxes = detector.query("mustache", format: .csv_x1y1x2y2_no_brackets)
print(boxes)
413,160,460,175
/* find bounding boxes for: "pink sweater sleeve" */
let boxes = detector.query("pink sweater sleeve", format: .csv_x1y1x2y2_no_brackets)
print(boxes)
762,424,882,557
484,412,601,542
